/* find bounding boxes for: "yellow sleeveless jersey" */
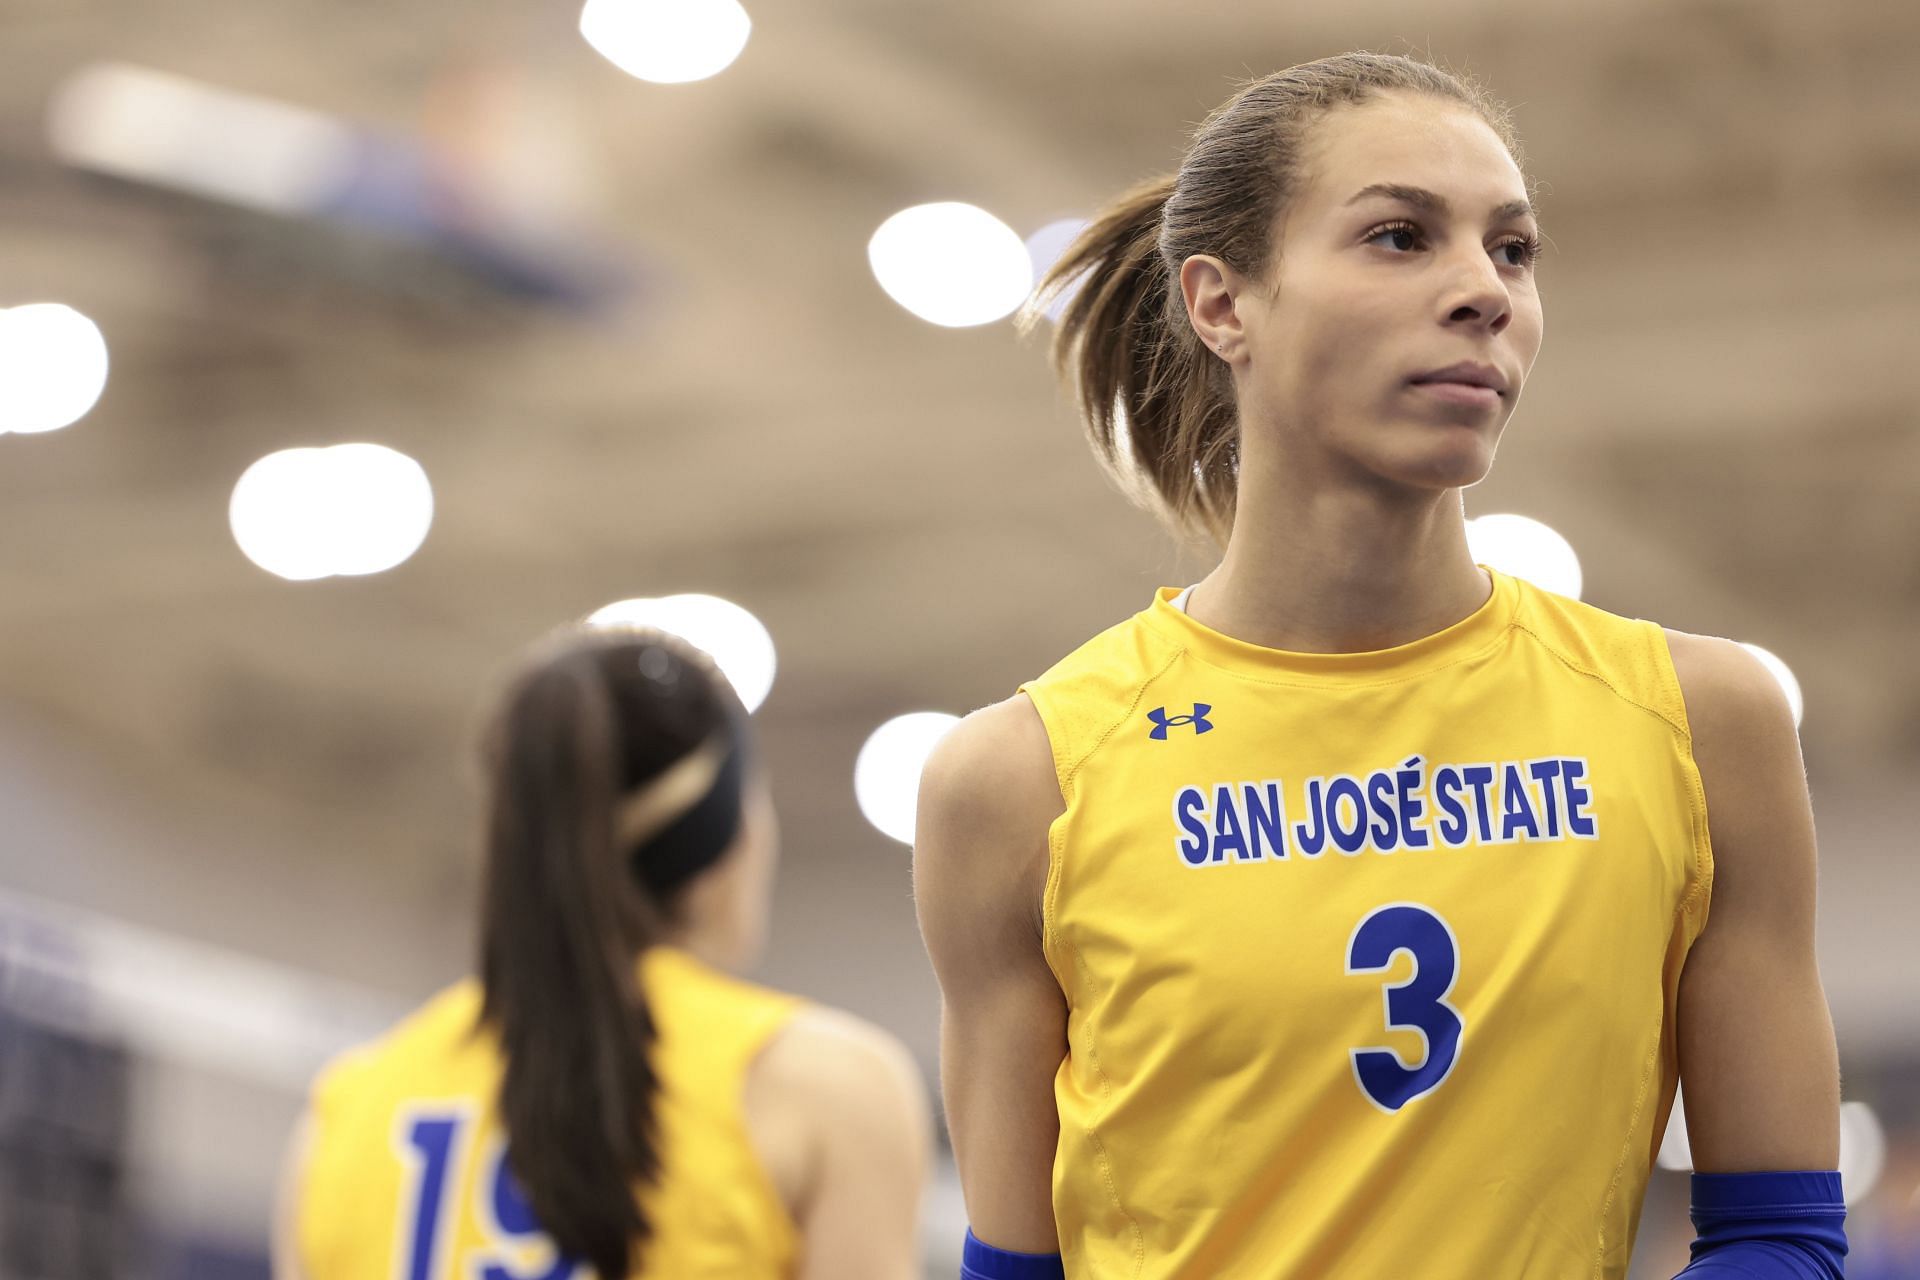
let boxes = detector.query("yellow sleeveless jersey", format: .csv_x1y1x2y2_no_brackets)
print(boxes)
1017,569,1711,1279
297,946,803,1280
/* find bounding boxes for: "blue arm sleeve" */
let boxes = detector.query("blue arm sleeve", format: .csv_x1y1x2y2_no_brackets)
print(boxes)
1672,1171,1848,1278
961,1229,1065,1280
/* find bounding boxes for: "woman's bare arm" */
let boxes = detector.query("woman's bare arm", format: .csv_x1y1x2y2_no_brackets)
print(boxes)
748,1005,932,1280
913,694,1068,1251
1668,630,1841,1172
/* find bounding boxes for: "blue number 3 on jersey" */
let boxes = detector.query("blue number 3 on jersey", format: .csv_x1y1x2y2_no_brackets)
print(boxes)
1345,903,1464,1113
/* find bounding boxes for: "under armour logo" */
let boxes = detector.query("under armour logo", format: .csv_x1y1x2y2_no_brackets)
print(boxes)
1147,704,1214,739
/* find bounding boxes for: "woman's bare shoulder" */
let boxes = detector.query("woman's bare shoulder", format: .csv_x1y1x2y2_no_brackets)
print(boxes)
1663,628,1801,772
752,1005,926,1117
743,1004,930,1217
917,693,1063,853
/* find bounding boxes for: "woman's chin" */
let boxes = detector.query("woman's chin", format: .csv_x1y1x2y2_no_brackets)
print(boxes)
1373,435,1498,491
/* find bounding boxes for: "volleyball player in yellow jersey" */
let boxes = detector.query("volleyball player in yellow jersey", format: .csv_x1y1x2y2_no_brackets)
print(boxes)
276,627,930,1280
916,54,1847,1280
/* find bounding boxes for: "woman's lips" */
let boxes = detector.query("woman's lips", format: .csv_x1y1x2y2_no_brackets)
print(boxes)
1412,380,1502,409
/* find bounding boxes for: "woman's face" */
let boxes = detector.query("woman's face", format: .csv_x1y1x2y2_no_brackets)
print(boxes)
1230,92,1545,494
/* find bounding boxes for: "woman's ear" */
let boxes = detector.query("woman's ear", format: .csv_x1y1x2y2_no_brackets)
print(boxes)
1179,254,1248,359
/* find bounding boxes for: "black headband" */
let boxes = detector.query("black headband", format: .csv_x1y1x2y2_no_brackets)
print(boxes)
623,713,750,897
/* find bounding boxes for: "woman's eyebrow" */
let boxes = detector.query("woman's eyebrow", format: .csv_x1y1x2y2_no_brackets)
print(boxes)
1344,183,1537,225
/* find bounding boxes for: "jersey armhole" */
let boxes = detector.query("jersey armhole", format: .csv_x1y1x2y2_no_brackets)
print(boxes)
1016,652,1183,993
1649,623,1716,948
735,997,811,1246
1011,685,1074,993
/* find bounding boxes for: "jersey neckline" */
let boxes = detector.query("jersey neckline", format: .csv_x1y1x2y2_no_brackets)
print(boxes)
1141,565,1521,682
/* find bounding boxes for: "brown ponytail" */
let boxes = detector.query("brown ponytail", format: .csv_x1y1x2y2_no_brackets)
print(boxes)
477,629,738,1278
1023,52,1525,548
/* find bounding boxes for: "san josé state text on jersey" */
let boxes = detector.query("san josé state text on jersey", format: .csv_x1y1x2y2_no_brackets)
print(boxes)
1171,750,1599,866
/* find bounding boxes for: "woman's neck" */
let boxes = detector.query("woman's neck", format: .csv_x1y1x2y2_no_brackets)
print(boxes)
1189,476,1489,655
655,921,742,973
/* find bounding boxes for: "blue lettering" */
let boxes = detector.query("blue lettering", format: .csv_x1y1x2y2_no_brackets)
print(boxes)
402,1116,460,1280
1212,784,1250,862
1174,787,1208,866
1366,771,1399,850
1461,765,1496,844
1561,760,1597,837
1499,762,1541,842
481,1141,581,1280
1396,757,1430,849
1294,778,1329,856
1171,757,1596,868
1527,759,1564,838
1327,777,1368,855
1434,766,1468,845
1242,782,1287,860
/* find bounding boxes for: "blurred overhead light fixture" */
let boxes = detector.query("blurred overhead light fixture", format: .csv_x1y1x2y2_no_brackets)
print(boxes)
855,712,961,845
1465,512,1584,600
0,304,109,435
47,61,631,312
48,62,356,214
579,0,753,84
229,444,434,581
587,593,776,712
869,203,1033,328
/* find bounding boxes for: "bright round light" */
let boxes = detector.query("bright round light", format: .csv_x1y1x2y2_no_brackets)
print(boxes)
869,203,1033,328
322,444,434,575
855,712,961,845
579,0,751,84
1466,513,1583,600
0,303,110,434
1839,1101,1886,1206
1024,217,1091,323
1655,1088,1692,1172
229,444,433,581
231,448,332,581
587,593,776,712
1739,642,1805,728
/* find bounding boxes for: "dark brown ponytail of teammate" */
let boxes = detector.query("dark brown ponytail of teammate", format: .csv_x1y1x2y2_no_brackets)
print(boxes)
1022,52,1526,548
477,628,738,1279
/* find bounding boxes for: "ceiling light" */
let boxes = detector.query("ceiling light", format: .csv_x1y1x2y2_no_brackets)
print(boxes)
869,202,1033,328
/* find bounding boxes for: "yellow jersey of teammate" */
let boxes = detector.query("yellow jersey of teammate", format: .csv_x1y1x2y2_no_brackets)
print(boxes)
295,946,802,1280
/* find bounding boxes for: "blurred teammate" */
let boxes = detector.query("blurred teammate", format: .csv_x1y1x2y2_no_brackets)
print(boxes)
277,627,929,1280
915,53,1847,1279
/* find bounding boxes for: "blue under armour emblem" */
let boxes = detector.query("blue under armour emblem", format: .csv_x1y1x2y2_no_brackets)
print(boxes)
1147,704,1214,739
